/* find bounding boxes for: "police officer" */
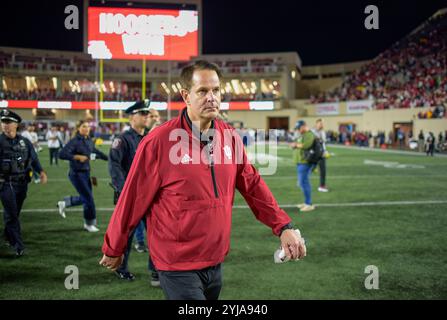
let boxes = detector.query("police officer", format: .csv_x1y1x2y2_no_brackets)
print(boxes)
108,100,159,285
57,120,108,232
0,109,47,256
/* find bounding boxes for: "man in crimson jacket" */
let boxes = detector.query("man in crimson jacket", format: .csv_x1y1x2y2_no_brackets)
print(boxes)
100,60,306,300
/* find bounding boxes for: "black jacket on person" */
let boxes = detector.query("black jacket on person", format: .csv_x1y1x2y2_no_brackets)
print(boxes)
59,133,108,172
108,128,145,192
0,133,43,182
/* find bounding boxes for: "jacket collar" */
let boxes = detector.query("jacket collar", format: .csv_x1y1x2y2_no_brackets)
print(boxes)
76,133,89,140
181,107,215,146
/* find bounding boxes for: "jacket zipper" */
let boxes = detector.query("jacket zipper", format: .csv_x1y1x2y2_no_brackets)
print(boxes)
206,143,219,198
210,160,219,198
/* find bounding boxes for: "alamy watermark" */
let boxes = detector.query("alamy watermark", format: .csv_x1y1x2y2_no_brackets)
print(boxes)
364,265,379,290
64,265,79,290
64,5,79,30
168,123,280,175
364,5,379,30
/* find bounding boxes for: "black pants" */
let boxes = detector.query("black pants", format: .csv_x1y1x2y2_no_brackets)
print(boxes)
318,157,327,187
49,148,59,165
1,182,28,251
117,221,156,274
427,145,434,156
158,264,222,300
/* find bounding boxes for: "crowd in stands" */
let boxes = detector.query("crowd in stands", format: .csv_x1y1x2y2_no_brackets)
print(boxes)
1,49,285,77
0,54,172,75
0,88,171,102
310,11,447,111
417,105,445,118
1,49,285,103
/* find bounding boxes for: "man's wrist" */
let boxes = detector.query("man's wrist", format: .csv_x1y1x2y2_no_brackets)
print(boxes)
279,223,294,237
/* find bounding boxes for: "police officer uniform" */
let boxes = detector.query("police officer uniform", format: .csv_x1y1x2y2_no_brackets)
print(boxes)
108,100,158,283
109,100,151,193
0,110,45,256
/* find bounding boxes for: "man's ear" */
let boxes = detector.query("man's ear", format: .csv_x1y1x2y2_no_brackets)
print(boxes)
180,89,190,106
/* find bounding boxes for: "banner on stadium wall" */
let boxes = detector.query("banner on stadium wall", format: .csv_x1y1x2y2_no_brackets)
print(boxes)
88,6,198,60
346,100,373,114
0,100,274,111
315,103,340,116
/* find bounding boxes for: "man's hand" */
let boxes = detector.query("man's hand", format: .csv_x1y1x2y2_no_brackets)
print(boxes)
99,254,123,271
39,171,48,184
289,142,303,149
280,229,306,260
74,155,89,163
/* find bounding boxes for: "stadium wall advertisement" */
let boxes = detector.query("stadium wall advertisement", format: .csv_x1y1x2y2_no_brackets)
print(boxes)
346,100,373,114
87,7,198,60
315,102,340,115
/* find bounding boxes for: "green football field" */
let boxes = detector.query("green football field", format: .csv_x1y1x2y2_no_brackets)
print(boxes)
1,143,446,299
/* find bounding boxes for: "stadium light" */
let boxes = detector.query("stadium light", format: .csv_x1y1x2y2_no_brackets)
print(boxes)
291,70,297,79
52,77,58,90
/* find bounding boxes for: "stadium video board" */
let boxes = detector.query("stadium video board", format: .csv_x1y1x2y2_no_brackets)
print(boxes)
87,6,198,60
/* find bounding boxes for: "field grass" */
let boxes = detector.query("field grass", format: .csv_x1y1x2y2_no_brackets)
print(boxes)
1,143,446,299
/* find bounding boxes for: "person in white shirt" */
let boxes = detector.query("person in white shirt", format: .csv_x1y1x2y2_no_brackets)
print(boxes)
21,125,40,152
46,126,62,166
21,125,41,183
61,127,70,145
311,119,329,192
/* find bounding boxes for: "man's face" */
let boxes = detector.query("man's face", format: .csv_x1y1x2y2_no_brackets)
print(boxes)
1,120,18,138
316,121,324,130
181,69,221,122
149,110,160,125
130,111,151,129
299,125,307,134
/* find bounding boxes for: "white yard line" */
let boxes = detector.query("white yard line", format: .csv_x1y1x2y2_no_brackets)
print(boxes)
44,174,447,182
261,175,446,180
327,144,447,157
19,199,447,213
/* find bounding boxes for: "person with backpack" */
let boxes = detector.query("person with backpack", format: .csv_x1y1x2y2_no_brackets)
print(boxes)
291,120,321,212
311,119,329,192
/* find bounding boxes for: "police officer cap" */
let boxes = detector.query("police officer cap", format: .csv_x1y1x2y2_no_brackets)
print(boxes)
0,109,22,123
125,99,151,114
295,120,305,129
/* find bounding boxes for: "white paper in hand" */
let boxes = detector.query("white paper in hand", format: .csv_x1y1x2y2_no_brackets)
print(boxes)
274,229,306,264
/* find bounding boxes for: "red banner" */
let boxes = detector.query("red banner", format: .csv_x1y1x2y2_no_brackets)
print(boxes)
1,100,273,111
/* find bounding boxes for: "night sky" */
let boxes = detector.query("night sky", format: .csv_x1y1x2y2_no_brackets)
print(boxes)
0,0,446,65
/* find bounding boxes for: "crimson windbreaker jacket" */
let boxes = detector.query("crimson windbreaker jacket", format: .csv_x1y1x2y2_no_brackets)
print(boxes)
102,108,292,271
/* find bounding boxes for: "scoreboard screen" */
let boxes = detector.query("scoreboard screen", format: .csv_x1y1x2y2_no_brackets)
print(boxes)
88,6,198,60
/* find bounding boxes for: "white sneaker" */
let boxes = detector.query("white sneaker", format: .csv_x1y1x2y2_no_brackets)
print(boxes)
57,201,66,218
34,179,41,184
297,203,307,209
300,205,315,212
318,186,329,192
84,224,99,232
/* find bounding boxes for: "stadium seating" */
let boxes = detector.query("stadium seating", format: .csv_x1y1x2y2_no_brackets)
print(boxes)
310,11,447,111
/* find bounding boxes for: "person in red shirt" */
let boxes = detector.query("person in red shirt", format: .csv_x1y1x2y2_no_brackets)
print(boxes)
99,60,306,300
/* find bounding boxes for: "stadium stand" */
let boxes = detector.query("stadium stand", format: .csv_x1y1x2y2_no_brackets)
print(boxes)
310,9,447,111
